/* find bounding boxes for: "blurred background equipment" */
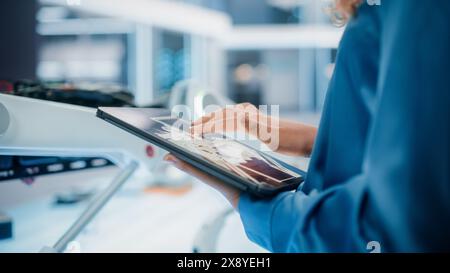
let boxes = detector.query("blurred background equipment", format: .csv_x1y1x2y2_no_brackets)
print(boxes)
0,156,113,183
0,92,159,179
0,79,135,183
0,211,13,240
7,80,135,107
27,0,340,111
192,208,233,253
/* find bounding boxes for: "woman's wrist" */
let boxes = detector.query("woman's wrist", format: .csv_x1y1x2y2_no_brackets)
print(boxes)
227,190,241,210
245,110,318,156
251,114,277,146
301,125,318,156
269,121,318,156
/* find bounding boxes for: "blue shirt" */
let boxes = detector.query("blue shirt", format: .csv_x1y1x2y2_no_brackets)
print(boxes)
239,0,450,253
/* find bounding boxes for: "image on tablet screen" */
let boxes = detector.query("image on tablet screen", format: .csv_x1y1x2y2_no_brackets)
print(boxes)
149,117,300,186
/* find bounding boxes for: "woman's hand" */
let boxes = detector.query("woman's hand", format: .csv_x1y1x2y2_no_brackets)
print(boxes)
190,102,261,137
190,103,318,157
163,103,317,208
164,154,241,209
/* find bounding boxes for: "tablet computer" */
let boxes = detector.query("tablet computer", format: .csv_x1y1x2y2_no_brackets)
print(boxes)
96,107,305,197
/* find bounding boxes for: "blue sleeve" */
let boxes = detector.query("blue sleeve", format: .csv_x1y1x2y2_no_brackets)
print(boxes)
239,0,450,253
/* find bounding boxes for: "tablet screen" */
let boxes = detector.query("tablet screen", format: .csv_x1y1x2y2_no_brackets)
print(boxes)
148,116,301,186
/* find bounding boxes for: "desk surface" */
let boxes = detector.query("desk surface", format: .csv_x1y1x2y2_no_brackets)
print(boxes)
0,167,264,253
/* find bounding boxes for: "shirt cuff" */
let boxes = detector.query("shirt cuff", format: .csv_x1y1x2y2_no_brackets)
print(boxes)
238,192,293,252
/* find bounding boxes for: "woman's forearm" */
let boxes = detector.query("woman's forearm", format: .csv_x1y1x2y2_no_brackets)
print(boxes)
277,120,317,156
253,115,317,157
190,104,318,157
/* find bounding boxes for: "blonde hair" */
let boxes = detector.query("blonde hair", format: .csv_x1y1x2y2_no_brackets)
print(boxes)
327,0,362,26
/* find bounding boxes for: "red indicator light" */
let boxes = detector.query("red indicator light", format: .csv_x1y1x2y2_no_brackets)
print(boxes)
146,145,155,158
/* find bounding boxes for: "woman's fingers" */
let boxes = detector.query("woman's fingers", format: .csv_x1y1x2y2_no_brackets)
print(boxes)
163,153,241,208
191,117,238,136
164,154,220,186
190,108,228,135
163,153,179,164
189,103,260,136
191,114,213,126
191,107,227,127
